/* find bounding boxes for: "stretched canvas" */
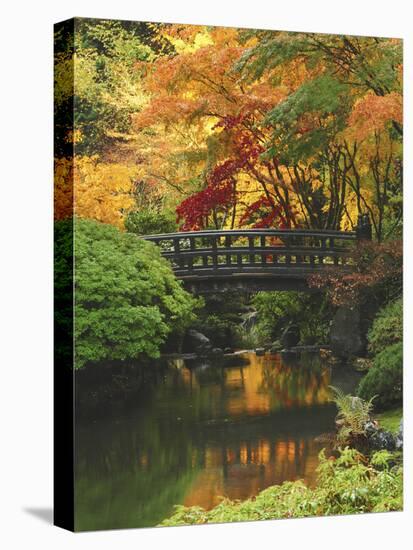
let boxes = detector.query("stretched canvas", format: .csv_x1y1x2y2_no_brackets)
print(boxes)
54,18,403,531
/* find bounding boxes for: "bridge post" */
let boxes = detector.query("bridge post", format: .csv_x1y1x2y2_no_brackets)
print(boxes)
225,235,232,265
211,236,218,270
173,237,184,270
260,235,266,264
356,213,372,241
248,236,255,265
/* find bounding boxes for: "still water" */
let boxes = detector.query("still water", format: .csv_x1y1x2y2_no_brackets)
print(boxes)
75,352,360,531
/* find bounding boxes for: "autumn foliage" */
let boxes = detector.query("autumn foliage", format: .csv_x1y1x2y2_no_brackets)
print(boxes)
54,21,403,239
308,240,403,306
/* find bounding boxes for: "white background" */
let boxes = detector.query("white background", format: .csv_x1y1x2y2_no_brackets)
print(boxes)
0,0,411,548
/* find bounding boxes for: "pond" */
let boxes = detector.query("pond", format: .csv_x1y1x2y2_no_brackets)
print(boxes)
75,351,361,531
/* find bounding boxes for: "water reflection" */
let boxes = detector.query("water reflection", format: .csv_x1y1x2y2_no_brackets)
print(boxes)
75,352,360,530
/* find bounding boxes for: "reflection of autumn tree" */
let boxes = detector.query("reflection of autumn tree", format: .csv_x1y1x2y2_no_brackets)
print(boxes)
259,354,331,408
184,437,322,509
76,351,346,526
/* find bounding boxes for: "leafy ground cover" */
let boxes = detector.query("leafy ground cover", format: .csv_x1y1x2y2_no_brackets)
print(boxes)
160,448,402,526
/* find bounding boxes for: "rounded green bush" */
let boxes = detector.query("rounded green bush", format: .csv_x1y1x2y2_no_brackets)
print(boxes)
55,218,199,369
357,342,403,408
368,298,402,355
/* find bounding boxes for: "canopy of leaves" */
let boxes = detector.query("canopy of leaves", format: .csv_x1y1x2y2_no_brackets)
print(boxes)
62,218,199,368
131,27,402,237
55,18,156,156
55,21,403,241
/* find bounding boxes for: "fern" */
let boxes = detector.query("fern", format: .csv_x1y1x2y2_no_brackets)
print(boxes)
330,386,375,447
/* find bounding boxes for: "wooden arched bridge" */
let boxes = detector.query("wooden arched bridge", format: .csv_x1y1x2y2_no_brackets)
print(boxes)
143,218,371,294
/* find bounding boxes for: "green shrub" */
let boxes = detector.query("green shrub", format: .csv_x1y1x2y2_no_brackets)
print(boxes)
252,291,331,344
160,447,402,526
125,209,177,235
193,314,239,349
56,218,200,369
193,292,248,348
357,342,403,408
368,298,402,355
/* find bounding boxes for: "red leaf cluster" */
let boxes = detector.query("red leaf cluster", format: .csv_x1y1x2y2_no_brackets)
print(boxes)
308,240,402,306
176,125,265,230
176,179,235,231
239,195,289,228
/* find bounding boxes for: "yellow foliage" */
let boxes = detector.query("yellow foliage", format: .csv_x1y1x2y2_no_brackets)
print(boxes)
54,157,74,221
54,53,73,105
164,27,214,53
55,157,137,229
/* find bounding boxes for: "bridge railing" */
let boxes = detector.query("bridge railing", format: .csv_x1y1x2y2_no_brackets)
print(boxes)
142,229,358,276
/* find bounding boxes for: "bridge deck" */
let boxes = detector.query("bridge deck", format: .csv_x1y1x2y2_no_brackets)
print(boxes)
142,228,358,293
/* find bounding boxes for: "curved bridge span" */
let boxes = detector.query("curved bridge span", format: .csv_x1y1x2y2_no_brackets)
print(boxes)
142,227,367,294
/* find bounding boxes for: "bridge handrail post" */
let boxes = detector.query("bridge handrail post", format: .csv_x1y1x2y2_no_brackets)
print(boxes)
211,236,218,270
356,213,373,241
260,235,266,264
225,235,232,265
173,237,184,269
248,236,255,265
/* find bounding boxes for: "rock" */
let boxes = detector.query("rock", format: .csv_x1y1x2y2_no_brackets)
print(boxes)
329,307,364,357
270,340,282,353
320,347,332,360
364,420,379,437
255,347,265,356
326,354,343,365
369,429,396,451
211,347,224,357
281,324,300,349
288,345,321,353
352,357,372,372
350,396,364,409
395,418,403,450
242,310,258,331
364,420,396,451
395,434,403,450
224,347,233,354
184,329,212,355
